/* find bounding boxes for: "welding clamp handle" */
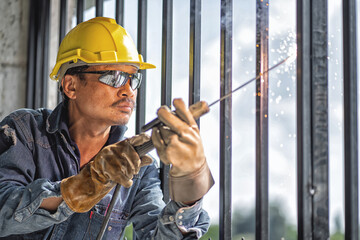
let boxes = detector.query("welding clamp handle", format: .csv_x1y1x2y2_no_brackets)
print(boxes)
141,100,210,132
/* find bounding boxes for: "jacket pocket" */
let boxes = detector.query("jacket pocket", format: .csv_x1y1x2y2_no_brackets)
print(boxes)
85,208,129,240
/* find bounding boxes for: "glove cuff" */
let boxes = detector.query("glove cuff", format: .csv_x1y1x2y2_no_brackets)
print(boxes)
169,160,214,203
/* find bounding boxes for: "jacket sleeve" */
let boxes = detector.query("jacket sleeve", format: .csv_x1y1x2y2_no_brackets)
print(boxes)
0,118,73,237
129,160,211,240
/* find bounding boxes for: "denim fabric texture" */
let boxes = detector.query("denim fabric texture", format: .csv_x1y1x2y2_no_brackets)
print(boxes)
0,102,210,239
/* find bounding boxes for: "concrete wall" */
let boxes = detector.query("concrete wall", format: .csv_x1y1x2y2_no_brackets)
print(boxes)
0,0,77,119
0,0,29,120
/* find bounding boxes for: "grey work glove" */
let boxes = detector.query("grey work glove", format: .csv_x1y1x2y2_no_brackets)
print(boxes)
151,98,214,203
61,133,153,213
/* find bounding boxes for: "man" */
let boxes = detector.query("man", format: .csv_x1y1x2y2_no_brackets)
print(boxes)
0,17,214,239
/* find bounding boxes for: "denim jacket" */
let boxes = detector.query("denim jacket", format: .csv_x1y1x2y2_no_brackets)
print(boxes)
0,102,210,239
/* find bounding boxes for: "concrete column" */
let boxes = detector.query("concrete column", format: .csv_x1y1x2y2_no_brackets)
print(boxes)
0,0,29,120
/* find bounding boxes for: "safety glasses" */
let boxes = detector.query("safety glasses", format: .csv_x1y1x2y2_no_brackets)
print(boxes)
77,70,142,90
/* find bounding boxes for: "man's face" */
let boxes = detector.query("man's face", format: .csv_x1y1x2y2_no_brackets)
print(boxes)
66,64,138,126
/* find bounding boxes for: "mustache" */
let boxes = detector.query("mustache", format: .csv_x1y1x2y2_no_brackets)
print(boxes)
111,98,137,109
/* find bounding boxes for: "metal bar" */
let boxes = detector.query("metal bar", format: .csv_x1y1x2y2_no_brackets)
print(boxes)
59,0,67,44
297,0,329,239
135,0,147,220
77,0,84,24
27,0,50,109
136,0,147,134
160,0,173,203
26,0,36,108
96,185,121,240
34,0,45,108
310,0,329,238
58,0,68,103
296,0,313,238
255,0,269,239
115,0,124,26
219,0,232,239
33,0,44,108
343,0,359,239
41,0,50,107
96,0,104,17
189,0,201,126
189,0,201,106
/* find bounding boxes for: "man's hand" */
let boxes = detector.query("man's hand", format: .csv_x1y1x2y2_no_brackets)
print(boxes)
152,98,206,176
60,133,153,213
151,98,214,202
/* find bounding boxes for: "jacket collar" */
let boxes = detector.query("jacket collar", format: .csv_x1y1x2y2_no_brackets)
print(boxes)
46,102,64,134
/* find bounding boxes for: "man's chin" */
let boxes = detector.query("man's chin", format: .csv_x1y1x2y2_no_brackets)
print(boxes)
114,113,131,126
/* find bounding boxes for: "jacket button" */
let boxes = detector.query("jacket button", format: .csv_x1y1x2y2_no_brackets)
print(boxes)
108,226,112,231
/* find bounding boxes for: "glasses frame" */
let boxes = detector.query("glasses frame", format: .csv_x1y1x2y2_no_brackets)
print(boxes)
76,70,142,90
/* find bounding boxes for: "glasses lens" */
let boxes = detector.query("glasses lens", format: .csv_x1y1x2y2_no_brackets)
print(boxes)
130,73,142,90
98,71,125,88
98,72,118,87
98,71,142,90
113,71,129,88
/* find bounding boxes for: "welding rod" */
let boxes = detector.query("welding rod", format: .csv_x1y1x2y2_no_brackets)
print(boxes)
97,54,293,239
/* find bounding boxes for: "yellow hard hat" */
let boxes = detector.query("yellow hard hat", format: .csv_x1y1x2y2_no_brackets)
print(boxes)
50,17,155,81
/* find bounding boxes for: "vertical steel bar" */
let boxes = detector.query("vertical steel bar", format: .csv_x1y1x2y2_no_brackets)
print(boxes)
136,0,147,135
41,0,50,107
77,0,84,24
96,0,104,17
296,0,313,238
27,0,50,109
160,0,173,203
255,0,269,239
59,0,67,47
219,0,232,239
297,0,329,239
134,0,148,227
58,0,68,103
311,0,329,238
34,0,43,108
189,0,201,107
34,0,50,108
115,0,124,26
26,0,36,108
343,0,359,239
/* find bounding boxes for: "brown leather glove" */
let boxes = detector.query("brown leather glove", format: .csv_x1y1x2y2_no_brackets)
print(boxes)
61,133,153,213
151,98,214,203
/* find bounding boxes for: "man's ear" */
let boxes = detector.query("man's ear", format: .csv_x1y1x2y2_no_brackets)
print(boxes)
62,75,77,100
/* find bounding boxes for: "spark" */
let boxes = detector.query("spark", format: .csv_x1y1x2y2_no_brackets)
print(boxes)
208,53,296,108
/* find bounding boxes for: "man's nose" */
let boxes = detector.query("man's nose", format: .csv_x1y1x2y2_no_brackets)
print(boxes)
117,79,135,97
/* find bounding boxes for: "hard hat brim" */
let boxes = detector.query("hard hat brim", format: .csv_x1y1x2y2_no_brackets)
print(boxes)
50,53,156,81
